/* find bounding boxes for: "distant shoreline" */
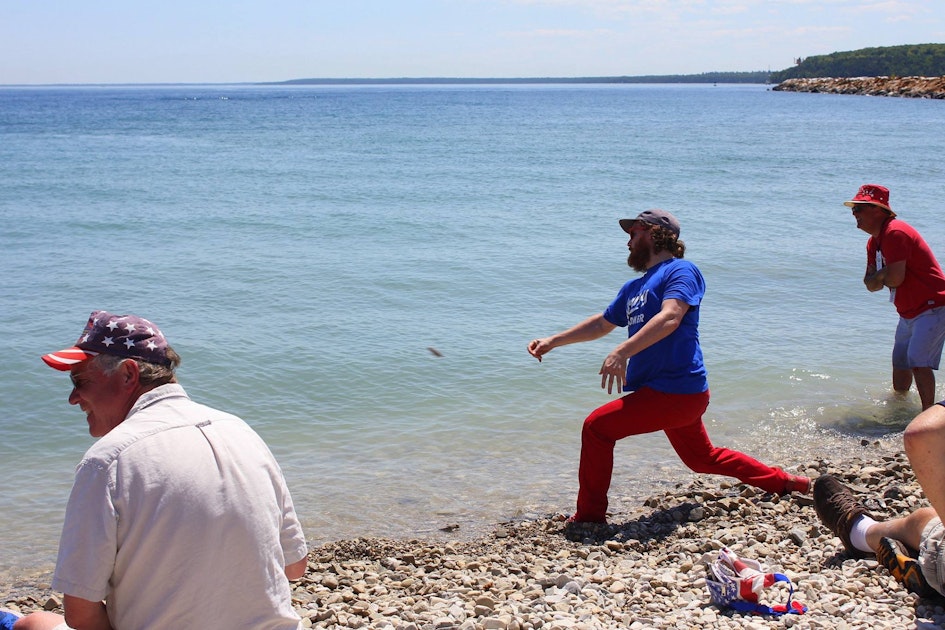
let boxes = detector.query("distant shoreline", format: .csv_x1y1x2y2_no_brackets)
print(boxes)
0,73,773,88
267,72,771,86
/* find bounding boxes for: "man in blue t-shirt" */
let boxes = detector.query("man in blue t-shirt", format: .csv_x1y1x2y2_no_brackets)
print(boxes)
528,209,809,531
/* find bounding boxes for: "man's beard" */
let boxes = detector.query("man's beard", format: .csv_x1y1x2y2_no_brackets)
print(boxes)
627,241,651,272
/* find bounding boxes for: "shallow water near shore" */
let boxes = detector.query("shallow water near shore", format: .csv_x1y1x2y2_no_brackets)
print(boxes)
2,83,945,578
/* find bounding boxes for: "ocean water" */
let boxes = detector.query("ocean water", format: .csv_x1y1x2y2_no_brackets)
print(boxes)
2,83,945,578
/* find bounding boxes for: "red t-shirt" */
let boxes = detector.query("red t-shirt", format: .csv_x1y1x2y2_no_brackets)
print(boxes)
867,218,945,319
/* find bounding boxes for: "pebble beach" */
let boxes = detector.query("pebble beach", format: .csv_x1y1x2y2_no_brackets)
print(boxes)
5,437,945,629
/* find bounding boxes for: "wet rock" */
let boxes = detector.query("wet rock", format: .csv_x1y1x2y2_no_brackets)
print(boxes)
773,76,945,99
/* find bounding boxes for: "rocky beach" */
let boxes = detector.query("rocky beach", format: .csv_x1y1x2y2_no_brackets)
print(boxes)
5,437,945,629
773,76,945,99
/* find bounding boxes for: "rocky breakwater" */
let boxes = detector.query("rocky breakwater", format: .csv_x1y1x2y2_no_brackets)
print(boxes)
774,76,945,99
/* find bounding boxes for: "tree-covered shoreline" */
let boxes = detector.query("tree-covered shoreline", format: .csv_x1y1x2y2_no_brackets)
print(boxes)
770,44,945,82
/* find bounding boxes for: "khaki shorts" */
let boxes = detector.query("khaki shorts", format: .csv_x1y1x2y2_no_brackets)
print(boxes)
919,517,945,596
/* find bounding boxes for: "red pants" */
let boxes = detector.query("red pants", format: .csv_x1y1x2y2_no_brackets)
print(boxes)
574,387,790,523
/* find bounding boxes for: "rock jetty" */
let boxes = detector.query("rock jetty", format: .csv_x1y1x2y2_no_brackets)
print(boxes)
6,442,945,629
773,76,945,99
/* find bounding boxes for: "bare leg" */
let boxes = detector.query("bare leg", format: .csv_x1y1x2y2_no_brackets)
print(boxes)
835,405,945,555
893,367,913,395
912,367,937,410
905,404,945,520
865,507,938,551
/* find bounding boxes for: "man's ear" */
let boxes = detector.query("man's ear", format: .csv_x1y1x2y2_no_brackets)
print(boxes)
118,358,141,389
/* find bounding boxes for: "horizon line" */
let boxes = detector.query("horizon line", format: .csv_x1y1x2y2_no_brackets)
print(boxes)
0,71,775,88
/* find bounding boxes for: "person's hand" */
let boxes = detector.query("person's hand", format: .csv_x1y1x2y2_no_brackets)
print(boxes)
599,350,628,394
527,338,553,362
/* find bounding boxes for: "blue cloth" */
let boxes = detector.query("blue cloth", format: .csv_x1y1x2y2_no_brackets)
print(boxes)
0,610,20,630
603,258,708,394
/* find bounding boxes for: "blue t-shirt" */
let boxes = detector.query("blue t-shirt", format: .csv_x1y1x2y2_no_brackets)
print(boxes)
602,258,708,394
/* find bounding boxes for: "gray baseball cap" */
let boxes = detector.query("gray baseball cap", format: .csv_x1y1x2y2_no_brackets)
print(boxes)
619,209,681,237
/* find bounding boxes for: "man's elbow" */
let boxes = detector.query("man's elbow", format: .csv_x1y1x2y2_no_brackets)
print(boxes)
62,596,110,630
285,557,308,581
884,275,905,289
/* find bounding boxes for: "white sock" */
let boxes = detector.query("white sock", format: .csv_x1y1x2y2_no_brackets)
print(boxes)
850,515,878,553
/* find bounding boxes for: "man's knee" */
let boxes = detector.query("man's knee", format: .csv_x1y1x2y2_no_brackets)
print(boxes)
905,404,945,455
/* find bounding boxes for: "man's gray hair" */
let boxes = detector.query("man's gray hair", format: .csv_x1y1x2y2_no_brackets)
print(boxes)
92,348,180,387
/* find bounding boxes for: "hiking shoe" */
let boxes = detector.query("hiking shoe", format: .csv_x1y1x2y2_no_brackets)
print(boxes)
877,537,938,598
813,475,873,558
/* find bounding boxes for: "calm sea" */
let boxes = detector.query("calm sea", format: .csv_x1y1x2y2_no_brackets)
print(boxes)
2,83,944,578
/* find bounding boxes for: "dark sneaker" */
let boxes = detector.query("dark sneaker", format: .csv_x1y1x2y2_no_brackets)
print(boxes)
877,537,938,598
813,475,873,558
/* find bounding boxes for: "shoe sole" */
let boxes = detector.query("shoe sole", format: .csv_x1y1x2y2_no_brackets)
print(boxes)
877,537,938,598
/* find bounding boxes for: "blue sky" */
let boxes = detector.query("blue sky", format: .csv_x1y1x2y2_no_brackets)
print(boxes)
2,0,943,84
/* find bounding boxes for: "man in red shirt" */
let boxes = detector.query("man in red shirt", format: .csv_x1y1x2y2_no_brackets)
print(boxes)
847,184,945,409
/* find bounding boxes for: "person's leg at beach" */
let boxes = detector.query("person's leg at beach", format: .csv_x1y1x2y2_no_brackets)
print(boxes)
914,368,937,410
574,387,710,522
814,474,940,595
894,307,945,409
662,402,806,495
573,396,635,523
893,318,915,399
906,403,945,519
908,307,945,410
815,404,945,595
893,367,913,397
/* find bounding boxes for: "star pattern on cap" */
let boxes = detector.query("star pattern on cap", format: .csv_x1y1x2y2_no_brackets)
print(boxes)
71,311,171,366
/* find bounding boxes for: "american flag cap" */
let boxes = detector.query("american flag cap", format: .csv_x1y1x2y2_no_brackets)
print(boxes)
42,311,171,371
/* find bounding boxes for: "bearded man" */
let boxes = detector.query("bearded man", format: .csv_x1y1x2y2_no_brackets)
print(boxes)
527,209,809,536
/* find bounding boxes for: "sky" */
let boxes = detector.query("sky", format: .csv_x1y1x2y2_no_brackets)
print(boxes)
2,0,944,84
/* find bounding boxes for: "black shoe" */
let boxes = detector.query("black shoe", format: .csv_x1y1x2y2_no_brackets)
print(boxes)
813,475,873,558
876,537,938,598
